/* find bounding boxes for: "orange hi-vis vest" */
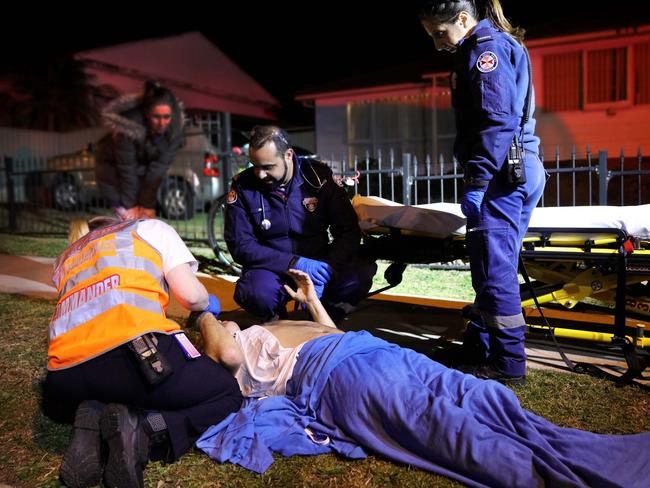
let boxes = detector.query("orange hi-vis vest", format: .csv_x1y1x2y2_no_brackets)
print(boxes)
47,220,181,370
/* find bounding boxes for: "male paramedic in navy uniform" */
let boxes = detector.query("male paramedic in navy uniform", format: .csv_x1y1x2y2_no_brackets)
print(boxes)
224,125,377,323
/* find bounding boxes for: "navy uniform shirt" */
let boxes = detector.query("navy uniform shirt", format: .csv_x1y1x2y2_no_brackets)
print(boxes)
224,157,362,274
452,18,540,188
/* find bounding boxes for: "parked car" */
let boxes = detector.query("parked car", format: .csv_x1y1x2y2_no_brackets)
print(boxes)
41,126,226,219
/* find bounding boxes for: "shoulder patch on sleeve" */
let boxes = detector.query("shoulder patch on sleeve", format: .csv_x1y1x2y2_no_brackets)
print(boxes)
226,189,238,204
476,51,498,73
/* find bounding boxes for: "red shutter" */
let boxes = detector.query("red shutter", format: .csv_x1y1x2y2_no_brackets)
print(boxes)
635,42,650,105
543,52,582,112
586,47,627,104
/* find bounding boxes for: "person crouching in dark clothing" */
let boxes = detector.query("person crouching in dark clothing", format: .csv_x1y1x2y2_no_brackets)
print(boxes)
95,80,185,220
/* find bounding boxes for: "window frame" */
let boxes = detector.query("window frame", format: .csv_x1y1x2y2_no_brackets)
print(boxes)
582,42,634,111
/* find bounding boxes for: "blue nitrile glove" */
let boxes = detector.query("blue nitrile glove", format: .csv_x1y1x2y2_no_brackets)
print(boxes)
460,189,486,220
312,282,325,300
203,294,221,317
294,257,333,285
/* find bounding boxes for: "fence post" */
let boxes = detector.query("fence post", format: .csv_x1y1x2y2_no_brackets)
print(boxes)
598,150,608,206
219,112,232,188
402,153,412,205
4,157,17,231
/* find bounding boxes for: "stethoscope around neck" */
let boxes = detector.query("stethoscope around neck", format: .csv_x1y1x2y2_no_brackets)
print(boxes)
259,194,271,231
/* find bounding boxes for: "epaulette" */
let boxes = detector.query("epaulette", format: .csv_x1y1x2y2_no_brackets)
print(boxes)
472,24,494,45
230,166,256,188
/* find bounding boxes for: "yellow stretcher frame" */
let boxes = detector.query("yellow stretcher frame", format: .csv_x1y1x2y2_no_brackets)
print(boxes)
521,228,650,323
364,225,650,380
519,227,649,380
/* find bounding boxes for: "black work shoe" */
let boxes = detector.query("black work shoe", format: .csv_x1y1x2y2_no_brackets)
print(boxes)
100,403,150,488
462,364,526,386
60,400,106,488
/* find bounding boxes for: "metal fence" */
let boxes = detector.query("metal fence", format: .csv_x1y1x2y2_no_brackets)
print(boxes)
342,146,650,207
1,146,648,243
0,153,246,242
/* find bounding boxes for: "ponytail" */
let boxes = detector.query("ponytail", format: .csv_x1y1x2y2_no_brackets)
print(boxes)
475,0,525,43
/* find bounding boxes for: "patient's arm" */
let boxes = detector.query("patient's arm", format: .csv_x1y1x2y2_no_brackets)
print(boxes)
198,313,244,372
284,269,336,328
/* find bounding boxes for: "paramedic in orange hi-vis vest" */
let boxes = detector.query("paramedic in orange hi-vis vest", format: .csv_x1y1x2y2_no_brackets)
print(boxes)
42,217,243,488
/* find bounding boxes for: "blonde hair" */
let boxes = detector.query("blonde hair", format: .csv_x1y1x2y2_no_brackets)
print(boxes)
68,219,90,244
67,216,120,244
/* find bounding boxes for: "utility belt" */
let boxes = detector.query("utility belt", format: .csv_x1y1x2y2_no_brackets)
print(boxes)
506,44,534,187
127,333,173,385
127,331,201,385
505,137,526,185
463,140,531,189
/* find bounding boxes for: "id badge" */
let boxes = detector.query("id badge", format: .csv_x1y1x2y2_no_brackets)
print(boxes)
174,332,201,359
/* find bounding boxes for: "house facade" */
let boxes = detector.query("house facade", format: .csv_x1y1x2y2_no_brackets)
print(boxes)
297,25,650,166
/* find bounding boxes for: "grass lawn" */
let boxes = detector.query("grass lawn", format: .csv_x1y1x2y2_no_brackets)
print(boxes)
1,293,649,487
0,233,69,258
373,262,473,300
0,232,474,301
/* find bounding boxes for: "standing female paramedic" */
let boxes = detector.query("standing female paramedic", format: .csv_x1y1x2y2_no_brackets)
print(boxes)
418,0,547,384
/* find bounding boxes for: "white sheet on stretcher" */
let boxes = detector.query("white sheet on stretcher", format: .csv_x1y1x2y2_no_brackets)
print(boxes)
352,195,650,240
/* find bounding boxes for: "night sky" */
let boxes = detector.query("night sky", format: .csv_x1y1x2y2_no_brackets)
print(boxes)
2,1,649,124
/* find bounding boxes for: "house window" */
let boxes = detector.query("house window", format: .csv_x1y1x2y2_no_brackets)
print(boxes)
584,47,628,106
541,40,650,112
346,94,432,163
635,42,650,105
543,52,582,111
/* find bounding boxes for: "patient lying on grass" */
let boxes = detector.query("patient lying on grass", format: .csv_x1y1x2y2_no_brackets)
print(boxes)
195,269,650,488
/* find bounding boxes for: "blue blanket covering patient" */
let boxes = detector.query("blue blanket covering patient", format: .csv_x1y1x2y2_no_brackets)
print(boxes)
196,270,649,488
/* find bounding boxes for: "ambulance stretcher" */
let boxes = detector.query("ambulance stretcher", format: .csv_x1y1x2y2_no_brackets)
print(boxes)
353,196,650,380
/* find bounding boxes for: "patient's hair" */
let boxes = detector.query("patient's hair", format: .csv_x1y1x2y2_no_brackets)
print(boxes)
68,216,119,244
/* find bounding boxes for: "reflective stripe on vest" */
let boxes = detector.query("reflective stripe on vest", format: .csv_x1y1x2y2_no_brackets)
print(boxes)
49,289,164,340
47,220,179,370
58,255,167,298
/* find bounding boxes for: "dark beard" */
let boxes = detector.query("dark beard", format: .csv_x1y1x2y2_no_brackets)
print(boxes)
262,161,289,190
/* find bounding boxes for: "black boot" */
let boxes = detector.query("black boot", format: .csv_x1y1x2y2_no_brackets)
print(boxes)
460,363,526,386
100,404,151,488
59,400,106,488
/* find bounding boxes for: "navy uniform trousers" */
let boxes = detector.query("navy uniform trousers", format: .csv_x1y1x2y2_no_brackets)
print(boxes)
235,259,377,322
463,153,547,377
43,333,243,461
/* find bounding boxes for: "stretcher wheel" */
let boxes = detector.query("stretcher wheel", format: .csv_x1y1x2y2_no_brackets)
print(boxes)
384,262,407,286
